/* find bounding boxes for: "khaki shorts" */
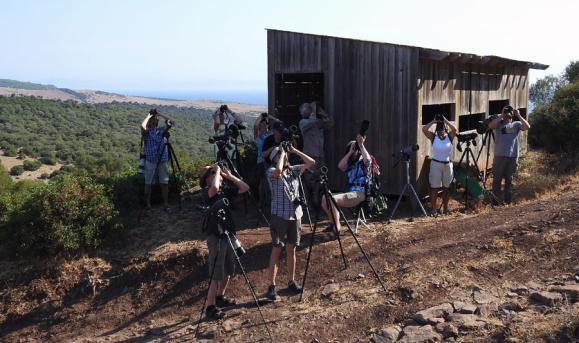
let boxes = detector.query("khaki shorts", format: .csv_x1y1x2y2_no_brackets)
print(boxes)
144,160,169,185
340,190,366,208
206,234,235,281
270,215,301,247
429,160,453,188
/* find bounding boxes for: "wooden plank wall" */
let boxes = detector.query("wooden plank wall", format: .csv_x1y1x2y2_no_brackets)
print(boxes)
416,61,530,193
268,30,419,193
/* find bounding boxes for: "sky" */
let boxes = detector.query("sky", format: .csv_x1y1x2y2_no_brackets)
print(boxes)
1,0,577,100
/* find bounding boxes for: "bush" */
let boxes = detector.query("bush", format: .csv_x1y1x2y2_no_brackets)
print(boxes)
39,172,50,179
23,159,42,171
0,175,118,255
10,165,24,176
0,162,11,194
39,156,57,165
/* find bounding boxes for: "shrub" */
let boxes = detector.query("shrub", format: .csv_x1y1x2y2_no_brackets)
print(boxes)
39,172,50,179
10,165,24,176
23,159,42,171
0,175,118,255
39,156,57,165
0,162,11,194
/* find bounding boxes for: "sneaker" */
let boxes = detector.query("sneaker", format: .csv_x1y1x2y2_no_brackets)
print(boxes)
216,295,236,308
266,284,278,300
429,209,438,217
287,280,303,294
205,305,224,320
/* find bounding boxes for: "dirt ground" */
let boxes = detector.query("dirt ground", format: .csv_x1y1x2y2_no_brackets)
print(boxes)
0,155,577,342
0,154,62,181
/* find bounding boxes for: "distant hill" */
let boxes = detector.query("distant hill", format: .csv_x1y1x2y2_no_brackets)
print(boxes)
0,79,58,90
0,79,266,114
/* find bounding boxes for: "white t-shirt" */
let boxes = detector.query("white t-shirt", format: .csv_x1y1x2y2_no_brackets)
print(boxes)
432,135,452,162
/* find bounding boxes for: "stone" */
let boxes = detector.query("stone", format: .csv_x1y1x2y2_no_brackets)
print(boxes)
476,303,498,317
434,322,459,338
548,284,579,302
447,313,487,331
399,325,442,343
222,319,241,332
146,327,163,336
403,318,420,327
499,301,525,312
413,303,453,325
198,328,218,339
321,283,340,297
372,325,401,343
356,273,366,280
509,284,528,295
526,281,542,290
530,291,563,306
453,301,477,314
473,290,497,304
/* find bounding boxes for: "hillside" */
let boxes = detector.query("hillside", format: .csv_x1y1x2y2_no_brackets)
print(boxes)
0,96,222,175
0,79,266,113
0,156,577,342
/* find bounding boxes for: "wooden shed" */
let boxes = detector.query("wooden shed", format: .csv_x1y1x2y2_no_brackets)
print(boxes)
267,29,548,194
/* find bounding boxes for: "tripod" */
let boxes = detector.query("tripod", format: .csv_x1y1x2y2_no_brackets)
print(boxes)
194,230,273,341
388,154,428,221
154,130,185,208
474,130,495,186
215,144,270,227
300,172,388,301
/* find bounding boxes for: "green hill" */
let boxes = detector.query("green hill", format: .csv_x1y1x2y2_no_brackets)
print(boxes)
0,79,58,90
0,96,218,176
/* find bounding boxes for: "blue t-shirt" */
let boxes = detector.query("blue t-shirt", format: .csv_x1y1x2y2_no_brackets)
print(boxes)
346,157,368,192
494,121,522,158
256,131,272,164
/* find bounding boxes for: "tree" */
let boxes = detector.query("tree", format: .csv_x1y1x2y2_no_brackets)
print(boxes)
564,60,579,83
529,75,563,108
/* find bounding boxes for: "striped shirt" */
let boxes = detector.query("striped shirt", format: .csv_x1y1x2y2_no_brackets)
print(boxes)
144,126,168,163
267,165,303,220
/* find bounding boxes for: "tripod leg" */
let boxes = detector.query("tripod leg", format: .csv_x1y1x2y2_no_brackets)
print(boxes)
388,184,409,221
195,237,221,338
167,146,182,209
299,213,319,302
225,234,273,341
333,201,389,294
325,192,348,269
408,184,428,217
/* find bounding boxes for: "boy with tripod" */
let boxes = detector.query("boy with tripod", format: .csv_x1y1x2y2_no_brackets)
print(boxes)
265,145,315,300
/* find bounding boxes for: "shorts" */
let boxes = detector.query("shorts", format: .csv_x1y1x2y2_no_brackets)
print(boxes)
144,160,169,185
429,160,453,188
341,190,366,207
206,234,236,281
270,215,301,247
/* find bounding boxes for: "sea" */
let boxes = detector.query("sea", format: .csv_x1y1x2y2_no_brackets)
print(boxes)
122,90,267,105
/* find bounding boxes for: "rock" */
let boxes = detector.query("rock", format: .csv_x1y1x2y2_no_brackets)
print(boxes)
356,273,366,280
473,290,497,304
448,313,488,331
399,325,442,343
476,303,498,317
321,283,340,297
434,322,459,338
403,318,420,327
526,281,542,290
499,301,525,312
530,291,563,306
506,291,519,298
548,284,579,302
413,303,453,325
198,328,219,339
222,319,241,332
509,284,528,295
371,325,401,342
146,327,163,336
453,301,477,314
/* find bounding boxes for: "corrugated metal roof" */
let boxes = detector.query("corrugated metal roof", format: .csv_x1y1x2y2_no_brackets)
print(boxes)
266,29,549,70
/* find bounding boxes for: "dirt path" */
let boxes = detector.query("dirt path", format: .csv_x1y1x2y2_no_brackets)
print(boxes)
0,185,577,342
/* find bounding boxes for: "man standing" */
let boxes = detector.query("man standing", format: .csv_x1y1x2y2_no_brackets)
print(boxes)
488,106,530,204
140,109,174,211
213,104,243,134
298,102,333,214
265,145,315,300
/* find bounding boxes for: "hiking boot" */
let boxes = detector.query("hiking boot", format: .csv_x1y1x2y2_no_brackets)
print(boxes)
429,209,438,217
266,284,278,300
205,305,224,320
287,280,303,294
216,295,236,308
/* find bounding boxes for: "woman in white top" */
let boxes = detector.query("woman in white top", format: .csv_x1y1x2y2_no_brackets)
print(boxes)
422,115,457,216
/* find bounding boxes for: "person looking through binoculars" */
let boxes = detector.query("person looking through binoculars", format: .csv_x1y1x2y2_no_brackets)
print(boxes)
299,102,334,213
140,109,174,211
213,104,244,134
199,163,250,320
321,134,371,234
265,144,315,300
422,114,457,216
488,106,530,204
254,113,282,208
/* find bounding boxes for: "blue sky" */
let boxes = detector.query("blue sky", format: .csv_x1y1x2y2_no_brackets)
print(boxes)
1,0,577,96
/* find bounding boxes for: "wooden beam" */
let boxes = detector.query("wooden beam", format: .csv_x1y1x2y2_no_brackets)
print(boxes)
420,49,450,61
